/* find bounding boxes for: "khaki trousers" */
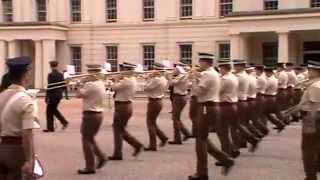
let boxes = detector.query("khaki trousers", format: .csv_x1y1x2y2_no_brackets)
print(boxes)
172,95,191,142
0,144,25,180
302,133,320,180
146,99,168,148
112,102,142,157
196,102,231,176
189,96,198,136
81,111,105,170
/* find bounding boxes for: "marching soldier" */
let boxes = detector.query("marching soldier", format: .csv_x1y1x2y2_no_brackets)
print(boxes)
298,60,320,180
0,57,37,180
276,63,290,124
144,63,169,151
188,53,234,180
44,61,69,132
109,63,144,160
76,65,107,174
255,65,269,127
169,64,192,145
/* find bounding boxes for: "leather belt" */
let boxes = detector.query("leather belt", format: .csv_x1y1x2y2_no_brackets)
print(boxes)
199,101,218,106
149,98,162,101
115,101,132,104
219,102,236,106
0,136,22,145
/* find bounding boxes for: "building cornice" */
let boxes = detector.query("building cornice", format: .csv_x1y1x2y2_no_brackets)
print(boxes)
0,22,69,31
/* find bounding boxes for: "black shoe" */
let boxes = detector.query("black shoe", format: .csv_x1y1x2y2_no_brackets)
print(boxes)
43,129,54,133
188,174,208,180
62,123,69,130
159,138,168,147
231,150,240,159
96,158,107,169
273,126,285,133
144,147,157,151
169,141,183,145
108,156,123,161
133,146,143,157
249,140,260,153
183,135,192,141
215,162,224,166
77,169,96,175
221,160,234,176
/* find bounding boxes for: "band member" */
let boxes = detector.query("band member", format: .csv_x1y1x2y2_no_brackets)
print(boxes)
188,53,234,180
276,63,290,124
233,59,260,151
263,67,286,132
298,60,320,180
44,61,69,132
169,65,192,144
76,65,107,174
109,63,144,160
0,57,37,180
144,63,169,151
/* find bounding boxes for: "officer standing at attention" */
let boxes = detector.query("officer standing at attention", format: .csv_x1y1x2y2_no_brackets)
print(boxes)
0,57,37,180
189,53,234,180
44,61,69,132
298,60,320,180
143,63,169,151
76,64,107,175
109,63,144,160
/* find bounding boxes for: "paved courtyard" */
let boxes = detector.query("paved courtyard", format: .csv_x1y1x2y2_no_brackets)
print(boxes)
34,98,306,180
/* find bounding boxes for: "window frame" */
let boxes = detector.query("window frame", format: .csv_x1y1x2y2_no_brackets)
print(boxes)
220,0,233,17
143,0,155,21
2,0,13,22
36,0,47,22
264,0,278,10
70,46,82,73
311,0,320,7
218,43,231,61
105,45,119,72
142,44,156,70
179,43,193,65
180,0,193,19
70,0,82,23
106,0,117,23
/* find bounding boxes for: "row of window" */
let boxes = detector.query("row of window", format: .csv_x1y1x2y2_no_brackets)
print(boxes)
70,43,231,72
3,0,319,23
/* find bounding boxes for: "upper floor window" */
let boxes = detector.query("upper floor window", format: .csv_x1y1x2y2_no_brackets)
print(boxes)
36,0,47,22
179,44,192,65
71,46,82,73
143,0,154,21
311,0,320,7
106,0,117,22
143,44,155,70
71,0,81,22
219,43,230,60
180,0,192,19
106,45,118,72
220,0,232,17
264,0,278,10
2,0,13,22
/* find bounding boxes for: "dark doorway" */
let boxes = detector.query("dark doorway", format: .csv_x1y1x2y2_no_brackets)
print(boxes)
304,41,320,64
263,42,278,66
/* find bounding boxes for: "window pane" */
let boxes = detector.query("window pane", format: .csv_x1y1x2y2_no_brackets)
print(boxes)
37,0,47,21
263,42,278,66
264,0,278,10
219,43,230,60
220,0,233,17
180,0,192,18
71,47,82,72
143,45,155,70
2,0,13,22
143,0,154,20
106,0,117,22
180,44,192,65
311,0,320,7
106,46,118,72
71,0,81,22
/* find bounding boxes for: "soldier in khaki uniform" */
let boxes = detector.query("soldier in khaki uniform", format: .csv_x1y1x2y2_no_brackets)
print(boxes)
0,57,37,180
169,65,192,144
109,63,144,160
189,53,234,180
144,63,169,151
298,60,320,180
276,63,290,124
76,65,107,174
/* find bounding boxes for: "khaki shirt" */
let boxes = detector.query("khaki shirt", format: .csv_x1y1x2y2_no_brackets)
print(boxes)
247,73,257,99
0,85,36,137
112,76,137,102
171,74,189,95
298,78,320,133
144,76,168,99
277,71,289,89
257,73,267,94
265,75,278,96
220,72,239,103
78,80,106,112
287,70,297,88
236,71,249,101
195,67,220,103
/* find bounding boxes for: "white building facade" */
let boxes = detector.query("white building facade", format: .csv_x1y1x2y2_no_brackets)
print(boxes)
0,0,320,88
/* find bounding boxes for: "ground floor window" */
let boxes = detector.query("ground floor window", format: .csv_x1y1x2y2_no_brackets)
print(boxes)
218,43,230,60
179,44,192,65
263,42,278,66
143,44,155,70
71,46,82,73
106,45,118,72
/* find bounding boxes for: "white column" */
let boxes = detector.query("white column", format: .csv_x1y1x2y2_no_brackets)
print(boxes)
278,31,290,63
0,40,6,77
34,40,43,88
48,0,57,22
230,33,242,60
13,0,22,22
42,40,56,87
8,40,17,58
